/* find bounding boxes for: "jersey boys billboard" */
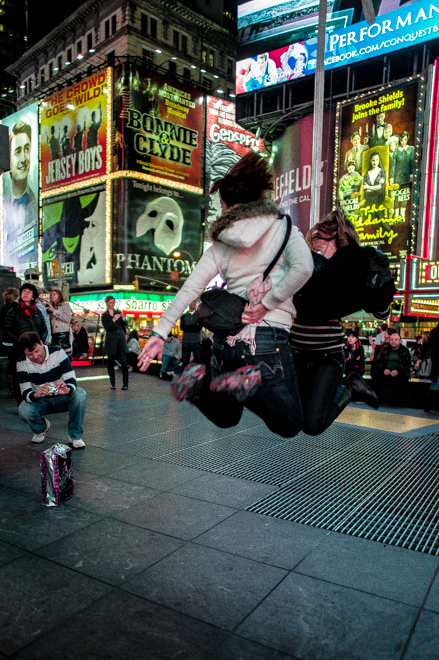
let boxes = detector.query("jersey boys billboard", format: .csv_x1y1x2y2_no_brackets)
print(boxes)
236,0,438,94
335,79,421,261
0,103,39,276
41,70,109,192
205,96,265,228
113,64,203,188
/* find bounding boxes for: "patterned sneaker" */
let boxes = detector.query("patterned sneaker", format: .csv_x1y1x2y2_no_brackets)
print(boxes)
210,366,262,402
68,437,86,449
172,363,206,402
32,418,50,443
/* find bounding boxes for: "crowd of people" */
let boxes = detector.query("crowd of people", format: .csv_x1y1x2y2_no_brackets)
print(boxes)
1,151,436,452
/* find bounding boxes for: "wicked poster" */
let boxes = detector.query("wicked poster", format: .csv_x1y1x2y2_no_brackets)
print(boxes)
42,184,107,287
113,178,203,286
113,64,203,187
336,79,421,261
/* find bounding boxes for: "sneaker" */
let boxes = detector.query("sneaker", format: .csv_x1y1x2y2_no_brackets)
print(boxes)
159,372,173,380
32,418,50,443
122,384,128,390
210,366,262,403
68,436,86,449
172,363,206,402
110,382,116,390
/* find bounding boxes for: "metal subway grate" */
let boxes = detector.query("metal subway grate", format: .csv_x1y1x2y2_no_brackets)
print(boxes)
246,430,439,555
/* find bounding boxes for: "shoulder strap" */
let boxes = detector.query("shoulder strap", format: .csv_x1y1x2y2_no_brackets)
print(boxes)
263,214,292,280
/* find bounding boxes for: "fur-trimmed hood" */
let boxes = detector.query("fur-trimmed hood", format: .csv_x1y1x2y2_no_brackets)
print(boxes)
209,198,283,245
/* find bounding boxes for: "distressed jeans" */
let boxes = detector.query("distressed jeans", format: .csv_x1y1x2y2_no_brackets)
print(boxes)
195,327,303,438
18,387,88,440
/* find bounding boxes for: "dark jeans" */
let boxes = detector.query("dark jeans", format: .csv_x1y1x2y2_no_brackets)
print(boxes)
182,341,203,368
294,348,345,436
194,327,302,439
18,388,88,440
126,351,141,372
160,355,182,375
371,370,410,406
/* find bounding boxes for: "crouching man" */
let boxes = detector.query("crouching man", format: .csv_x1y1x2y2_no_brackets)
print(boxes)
17,331,87,448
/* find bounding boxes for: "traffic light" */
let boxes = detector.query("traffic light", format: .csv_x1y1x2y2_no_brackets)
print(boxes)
52,258,59,278
133,279,139,291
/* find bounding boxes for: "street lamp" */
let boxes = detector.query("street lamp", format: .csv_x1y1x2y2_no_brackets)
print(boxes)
173,249,195,261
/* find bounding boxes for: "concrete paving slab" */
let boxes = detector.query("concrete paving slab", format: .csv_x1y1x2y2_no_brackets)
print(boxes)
115,491,236,540
107,457,206,489
170,472,277,508
424,568,439,612
0,554,112,656
63,475,159,516
122,542,287,631
295,531,439,607
403,610,439,659
196,510,328,570
209,634,297,659
13,589,226,660
0,539,26,567
236,572,418,659
35,518,184,585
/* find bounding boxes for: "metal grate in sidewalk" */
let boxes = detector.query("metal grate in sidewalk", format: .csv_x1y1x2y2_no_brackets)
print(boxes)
246,431,439,555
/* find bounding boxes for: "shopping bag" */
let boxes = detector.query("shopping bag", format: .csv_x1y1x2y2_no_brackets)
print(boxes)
416,357,432,379
40,444,74,507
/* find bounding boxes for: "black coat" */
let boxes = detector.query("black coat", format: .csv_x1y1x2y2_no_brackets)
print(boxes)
102,310,128,356
376,344,411,379
3,304,48,345
0,301,20,343
294,234,396,322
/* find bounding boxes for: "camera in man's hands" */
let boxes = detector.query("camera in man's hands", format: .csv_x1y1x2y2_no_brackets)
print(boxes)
47,386,58,395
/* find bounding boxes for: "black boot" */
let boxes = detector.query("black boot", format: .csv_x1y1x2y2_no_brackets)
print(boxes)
345,371,379,409
110,378,116,390
333,383,353,413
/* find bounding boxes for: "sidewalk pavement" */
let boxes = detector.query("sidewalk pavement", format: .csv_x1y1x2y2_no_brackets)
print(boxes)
1,367,439,659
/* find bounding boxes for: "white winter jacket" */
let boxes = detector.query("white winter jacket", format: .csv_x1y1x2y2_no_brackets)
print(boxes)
155,200,314,339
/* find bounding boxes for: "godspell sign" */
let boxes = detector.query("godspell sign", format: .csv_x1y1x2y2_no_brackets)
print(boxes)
335,78,422,261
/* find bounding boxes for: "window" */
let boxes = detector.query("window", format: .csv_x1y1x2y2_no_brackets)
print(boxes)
202,76,211,90
227,58,233,77
87,65,93,76
209,50,214,67
49,62,53,78
105,19,110,39
181,34,187,54
87,32,93,51
183,67,191,81
58,54,62,70
107,50,115,65
173,30,179,50
66,48,72,64
77,40,82,55
112,14,117,34
28,78,32,91
141,13,148,34
143,48,154,66
150,17,157,39
40,68,45,84
201,48,207,63
168,61,176,76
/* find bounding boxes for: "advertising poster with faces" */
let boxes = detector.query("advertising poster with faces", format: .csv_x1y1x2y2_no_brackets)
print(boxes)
271,112,335,238
0,103,39,277
42,184,106,287
336,79,420,261
113,64,203,187
40,70,108,193
113,178,202,286
204,96,265,245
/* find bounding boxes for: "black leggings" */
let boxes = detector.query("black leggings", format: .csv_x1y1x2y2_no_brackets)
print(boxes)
107,353,128,384
294,348,345,436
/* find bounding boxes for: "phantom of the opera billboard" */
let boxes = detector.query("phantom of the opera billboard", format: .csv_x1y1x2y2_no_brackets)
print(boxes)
42,184,107,288
205,96,264,230
0,103,39,277
113,178,203,286
236,0,438,94
335,79,421,261
113,64,203,188
40,69,109,192
272,112,335,238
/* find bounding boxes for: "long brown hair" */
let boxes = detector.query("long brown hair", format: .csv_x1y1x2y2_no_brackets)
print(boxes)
50,289,65,308
210,152,273,208
306,209,359,252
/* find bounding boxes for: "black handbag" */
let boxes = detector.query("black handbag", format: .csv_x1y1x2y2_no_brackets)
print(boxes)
196,215,292,338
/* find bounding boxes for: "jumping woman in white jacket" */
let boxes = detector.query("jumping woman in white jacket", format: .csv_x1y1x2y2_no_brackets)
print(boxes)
138,152,313,438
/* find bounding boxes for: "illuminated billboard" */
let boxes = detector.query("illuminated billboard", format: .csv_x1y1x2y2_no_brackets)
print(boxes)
236,0,436,94
41,70,109,192
205,96,264,229
0,103,39,277
113,178,203,286
335,79,422,261
42,183,107,288
113,65,203,188
272,112,335,237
